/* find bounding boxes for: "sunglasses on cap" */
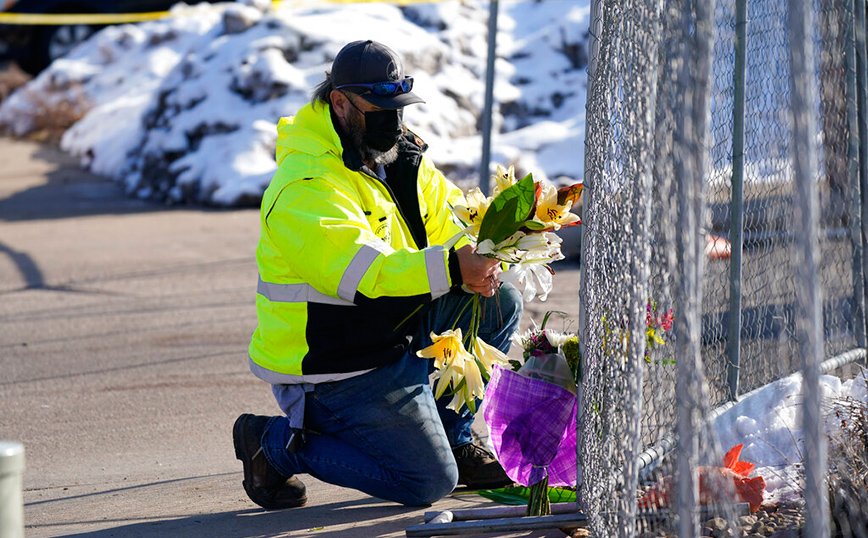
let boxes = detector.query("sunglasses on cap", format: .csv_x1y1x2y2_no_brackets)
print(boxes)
335,76,414,97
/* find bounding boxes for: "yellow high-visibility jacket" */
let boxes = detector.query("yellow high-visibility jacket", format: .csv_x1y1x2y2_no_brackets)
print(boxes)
248,101,469,384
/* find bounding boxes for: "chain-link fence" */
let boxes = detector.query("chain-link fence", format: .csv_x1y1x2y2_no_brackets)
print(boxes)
580,0,868,536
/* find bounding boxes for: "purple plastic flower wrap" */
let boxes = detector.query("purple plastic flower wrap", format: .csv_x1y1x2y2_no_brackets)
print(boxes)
483,364,578,487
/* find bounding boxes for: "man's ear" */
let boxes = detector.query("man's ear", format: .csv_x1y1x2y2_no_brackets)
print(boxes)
330,90,348,119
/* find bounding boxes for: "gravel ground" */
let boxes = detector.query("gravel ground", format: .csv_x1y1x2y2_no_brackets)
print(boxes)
569,500,806,537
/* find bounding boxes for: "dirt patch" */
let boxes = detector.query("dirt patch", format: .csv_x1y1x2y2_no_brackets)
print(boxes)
0,62,89,144
0,61,31,103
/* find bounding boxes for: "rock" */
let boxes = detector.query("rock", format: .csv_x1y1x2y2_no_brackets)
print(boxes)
707,517,729,532
222,4,263,35
751,523,771,535
738,515,758,527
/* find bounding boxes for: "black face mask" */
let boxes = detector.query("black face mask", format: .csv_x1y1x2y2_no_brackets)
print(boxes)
363,109,403,152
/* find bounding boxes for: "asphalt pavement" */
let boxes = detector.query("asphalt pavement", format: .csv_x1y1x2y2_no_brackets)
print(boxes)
0,137,582,538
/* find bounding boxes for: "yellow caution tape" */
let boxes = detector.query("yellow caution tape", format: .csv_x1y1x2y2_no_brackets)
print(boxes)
274,0,449,5
0,0,454,25
0,12,170,25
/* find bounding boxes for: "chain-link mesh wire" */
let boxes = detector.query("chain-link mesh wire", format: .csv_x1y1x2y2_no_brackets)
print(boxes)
579,1,659,533
580,0,867,535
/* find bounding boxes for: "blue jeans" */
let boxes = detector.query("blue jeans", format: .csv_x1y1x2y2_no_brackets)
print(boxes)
260,284,523,506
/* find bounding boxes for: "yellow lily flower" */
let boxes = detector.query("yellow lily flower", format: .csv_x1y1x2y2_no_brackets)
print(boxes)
444,389,467,413
431,359,465,399
452,188,490,237
445,358,485,413
416,329,472,370
535,182,581,230
472,337,509,374
492,164,517,197
418,329,476,401
463,357,486,401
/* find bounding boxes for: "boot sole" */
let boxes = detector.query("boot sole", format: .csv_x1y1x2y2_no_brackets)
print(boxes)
233,414,307,510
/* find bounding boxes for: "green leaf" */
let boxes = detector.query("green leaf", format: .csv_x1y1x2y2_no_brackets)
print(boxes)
523,219,548,231
475,486,576,505
478,174,536,245
475,487,532,505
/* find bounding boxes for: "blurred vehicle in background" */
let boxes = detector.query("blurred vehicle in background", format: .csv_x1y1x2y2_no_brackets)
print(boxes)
0,0,224,75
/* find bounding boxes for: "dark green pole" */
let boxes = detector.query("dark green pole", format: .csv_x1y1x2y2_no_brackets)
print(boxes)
479,0,499,195
847,0,867,358
856,0,868,366
727,0,747,401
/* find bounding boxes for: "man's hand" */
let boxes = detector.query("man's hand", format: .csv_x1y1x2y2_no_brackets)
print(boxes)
456,244,501,297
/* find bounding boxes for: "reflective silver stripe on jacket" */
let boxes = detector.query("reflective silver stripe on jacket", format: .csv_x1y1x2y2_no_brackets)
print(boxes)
249,356,372,384
425,246,450,299
257,277,354,306
259,242,449,304
337,241,389,302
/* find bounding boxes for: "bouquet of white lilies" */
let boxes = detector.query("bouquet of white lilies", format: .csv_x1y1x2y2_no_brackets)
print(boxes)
416,166,582,413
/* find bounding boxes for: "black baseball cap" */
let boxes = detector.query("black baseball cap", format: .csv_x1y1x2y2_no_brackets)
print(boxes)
331,40,425,110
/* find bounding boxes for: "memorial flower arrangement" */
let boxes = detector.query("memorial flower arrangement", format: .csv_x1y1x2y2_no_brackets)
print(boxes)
497,311,582,515
512,310,582,382
416,166,583,413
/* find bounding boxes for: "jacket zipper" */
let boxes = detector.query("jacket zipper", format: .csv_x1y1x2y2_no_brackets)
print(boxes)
361,167,423,251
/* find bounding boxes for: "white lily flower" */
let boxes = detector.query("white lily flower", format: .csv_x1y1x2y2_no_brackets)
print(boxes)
477,231,527,263
501,261,555,302
472,336,510,373
517,232,564,264
515,233,550,252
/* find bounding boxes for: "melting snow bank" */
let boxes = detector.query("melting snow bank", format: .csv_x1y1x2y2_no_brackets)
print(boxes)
713,369,868,504
0,0,590,206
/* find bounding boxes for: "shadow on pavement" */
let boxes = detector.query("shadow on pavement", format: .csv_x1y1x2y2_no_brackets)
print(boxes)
0,142,162,222
0,141,255,222
37,498,420,538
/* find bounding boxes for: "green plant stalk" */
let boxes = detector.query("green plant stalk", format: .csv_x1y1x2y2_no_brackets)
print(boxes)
526,475,551,516
450,294,476,332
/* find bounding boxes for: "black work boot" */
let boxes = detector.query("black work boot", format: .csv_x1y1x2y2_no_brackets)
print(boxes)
233,414,307,510
452,442,514,490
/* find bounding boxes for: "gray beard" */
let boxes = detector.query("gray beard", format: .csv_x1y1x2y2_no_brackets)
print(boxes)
368,144,399,166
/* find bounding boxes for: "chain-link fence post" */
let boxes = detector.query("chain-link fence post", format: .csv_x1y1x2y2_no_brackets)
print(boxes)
846,0,868,358
727,0,748,403
673,0,715,535
577,0,604,516
857,0,868,360
789,0,829,536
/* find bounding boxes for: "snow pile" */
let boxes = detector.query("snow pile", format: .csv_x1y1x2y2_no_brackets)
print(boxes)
713,371,868,504
0,0,590,206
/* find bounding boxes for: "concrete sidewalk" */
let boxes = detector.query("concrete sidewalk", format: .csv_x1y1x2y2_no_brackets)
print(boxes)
0,137,581,538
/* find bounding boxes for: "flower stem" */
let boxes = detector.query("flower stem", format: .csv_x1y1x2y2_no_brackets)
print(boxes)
450,293,476,331
526,474,551,516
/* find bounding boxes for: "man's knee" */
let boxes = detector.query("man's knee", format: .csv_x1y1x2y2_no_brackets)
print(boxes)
398,463,458,506
498,282,523,319
488,283,523,335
